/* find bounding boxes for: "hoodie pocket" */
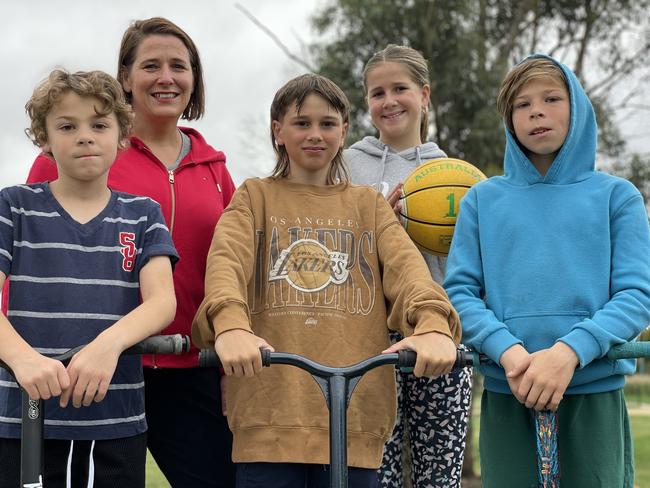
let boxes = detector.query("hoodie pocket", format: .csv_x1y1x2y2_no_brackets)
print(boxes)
503,310,589,352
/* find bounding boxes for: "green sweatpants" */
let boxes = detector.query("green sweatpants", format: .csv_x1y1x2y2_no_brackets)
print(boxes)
479,389,634,488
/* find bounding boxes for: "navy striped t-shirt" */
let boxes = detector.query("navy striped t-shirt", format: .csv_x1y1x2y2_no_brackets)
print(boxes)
0,182,178,440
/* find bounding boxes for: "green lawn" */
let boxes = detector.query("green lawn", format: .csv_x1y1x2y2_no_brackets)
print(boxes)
145,452,170,488
633,415,650,488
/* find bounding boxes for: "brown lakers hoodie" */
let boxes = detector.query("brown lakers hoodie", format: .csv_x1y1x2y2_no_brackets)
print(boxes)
192,177,460,468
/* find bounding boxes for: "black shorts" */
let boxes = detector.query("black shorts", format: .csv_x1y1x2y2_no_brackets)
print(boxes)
0,432,146,488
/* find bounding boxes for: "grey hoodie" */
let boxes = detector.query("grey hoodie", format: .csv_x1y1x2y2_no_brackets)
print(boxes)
344,136,448,284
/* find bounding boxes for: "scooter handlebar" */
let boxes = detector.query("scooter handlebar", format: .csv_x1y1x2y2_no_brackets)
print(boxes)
199,347,475,371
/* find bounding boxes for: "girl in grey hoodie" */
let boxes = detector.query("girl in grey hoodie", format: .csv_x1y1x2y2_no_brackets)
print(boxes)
344,45,471,488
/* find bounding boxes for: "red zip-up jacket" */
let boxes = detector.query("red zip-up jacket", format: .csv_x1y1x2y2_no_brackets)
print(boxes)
23,127,236,368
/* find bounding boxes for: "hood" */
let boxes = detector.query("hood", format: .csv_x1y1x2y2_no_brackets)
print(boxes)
347,136,446,167
503,54,597,185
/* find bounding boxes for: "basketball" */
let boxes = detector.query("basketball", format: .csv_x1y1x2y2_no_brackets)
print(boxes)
399,158,487,256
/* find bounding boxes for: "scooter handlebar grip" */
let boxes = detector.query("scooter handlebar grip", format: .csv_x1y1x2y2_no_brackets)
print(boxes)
261,348,272,367
198,350,220,368
398,350,417,370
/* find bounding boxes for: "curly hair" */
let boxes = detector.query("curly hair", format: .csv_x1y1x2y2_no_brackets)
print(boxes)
25,69,133,152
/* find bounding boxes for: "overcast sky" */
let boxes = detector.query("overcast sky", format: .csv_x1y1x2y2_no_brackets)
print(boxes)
0,0,320,188
1,2,648,191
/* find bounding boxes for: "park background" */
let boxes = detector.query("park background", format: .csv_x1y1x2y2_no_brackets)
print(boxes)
1,1,649,486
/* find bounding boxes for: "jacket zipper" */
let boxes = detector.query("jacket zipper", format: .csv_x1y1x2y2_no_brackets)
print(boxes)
136,140,188,368
168,170,176,233
151,170,177,369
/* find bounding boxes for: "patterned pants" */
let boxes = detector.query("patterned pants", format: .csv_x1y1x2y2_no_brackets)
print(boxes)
378,333,472,488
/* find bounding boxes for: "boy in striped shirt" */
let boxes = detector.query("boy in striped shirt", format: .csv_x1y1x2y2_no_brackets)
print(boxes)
0,70,178,488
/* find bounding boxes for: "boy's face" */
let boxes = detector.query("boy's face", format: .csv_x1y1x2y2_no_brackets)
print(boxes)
511,77,570,173
44,92,120,183
272,93,347,185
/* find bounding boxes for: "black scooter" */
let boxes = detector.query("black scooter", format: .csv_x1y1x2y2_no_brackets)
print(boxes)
199,347,475,488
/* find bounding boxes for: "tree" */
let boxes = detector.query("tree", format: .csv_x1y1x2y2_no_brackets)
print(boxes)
610,153,650,202
309,0,650,177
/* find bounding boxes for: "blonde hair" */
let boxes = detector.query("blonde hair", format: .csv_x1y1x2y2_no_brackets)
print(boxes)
118,17,205,120
497,58,568,133
270,74,350,184
362,44,431,143
25,69,133,152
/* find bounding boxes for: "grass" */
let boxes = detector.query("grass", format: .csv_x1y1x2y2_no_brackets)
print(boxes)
145,452,170,488
626,375,650,407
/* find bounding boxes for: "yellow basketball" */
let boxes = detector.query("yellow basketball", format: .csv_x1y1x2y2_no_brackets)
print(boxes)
399,158,487,256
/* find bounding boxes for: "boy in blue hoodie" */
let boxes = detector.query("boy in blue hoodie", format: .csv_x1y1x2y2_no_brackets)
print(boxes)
444,54,650,487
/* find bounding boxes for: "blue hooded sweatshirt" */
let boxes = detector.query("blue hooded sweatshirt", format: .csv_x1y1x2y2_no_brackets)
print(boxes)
443,54,650,394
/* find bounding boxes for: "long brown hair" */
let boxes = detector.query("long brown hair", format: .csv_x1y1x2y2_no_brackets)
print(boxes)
270,74,350,184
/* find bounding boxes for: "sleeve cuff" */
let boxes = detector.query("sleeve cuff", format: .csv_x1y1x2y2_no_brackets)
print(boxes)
558,327,602,368
411,312,456,343
482,328,522,364
210,302,253,337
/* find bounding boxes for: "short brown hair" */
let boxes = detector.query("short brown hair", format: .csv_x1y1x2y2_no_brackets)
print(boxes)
270,74,350,184
25,69,133,152
117,17,205,120
363,44,431,143
497,58,568,133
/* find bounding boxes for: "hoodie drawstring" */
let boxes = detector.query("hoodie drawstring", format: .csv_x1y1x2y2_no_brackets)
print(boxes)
207,164,223,194
415,145,422,166
380,145,389,167
379,145,389,185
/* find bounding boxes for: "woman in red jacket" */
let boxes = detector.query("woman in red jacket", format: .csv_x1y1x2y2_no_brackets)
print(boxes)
26,17,236,487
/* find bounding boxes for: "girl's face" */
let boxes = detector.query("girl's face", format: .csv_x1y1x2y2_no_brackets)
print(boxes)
122,34,193,124
272,93,347,186
365,62,430,151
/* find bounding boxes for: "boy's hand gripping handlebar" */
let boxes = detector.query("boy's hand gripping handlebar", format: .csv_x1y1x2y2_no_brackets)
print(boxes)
0,334,190,488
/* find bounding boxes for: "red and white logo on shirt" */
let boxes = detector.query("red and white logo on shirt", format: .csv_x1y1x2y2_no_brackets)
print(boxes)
119,232,136,271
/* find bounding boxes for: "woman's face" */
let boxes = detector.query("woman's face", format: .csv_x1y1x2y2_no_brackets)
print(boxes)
122,34,194,123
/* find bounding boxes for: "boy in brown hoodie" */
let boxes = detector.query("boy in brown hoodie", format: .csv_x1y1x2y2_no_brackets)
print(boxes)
192,73,461,487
